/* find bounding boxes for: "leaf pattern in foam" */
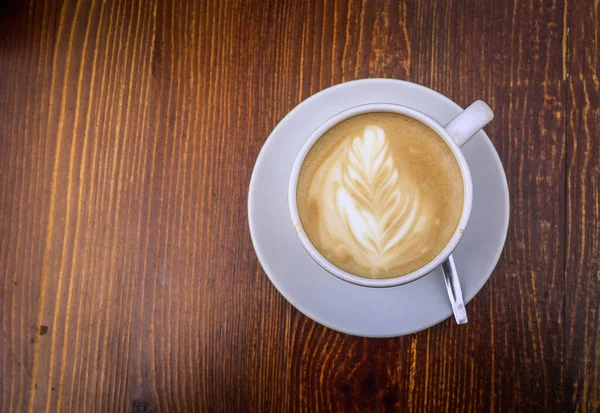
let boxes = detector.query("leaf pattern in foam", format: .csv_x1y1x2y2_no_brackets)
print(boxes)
335,125,424,267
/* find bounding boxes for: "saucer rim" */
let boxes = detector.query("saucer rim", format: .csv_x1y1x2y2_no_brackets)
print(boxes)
248,78,510,337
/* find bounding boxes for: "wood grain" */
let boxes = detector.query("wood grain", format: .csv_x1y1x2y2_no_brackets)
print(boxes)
0,0,595,412
564,0,600,411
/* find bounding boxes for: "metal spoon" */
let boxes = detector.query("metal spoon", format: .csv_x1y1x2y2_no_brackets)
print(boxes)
441,255,468,324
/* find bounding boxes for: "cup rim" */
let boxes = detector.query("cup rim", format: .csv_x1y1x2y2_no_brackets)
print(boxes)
288,103,474,288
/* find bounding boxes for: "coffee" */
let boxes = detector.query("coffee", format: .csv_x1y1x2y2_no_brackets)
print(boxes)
296,112,464,279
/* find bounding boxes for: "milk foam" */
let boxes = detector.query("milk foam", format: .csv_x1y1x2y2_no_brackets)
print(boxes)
297,113,464,279
309,126,430,272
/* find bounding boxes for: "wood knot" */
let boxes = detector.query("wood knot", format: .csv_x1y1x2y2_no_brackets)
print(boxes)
131,400,155,413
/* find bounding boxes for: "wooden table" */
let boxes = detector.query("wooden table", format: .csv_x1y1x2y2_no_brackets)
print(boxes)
1,0,598,411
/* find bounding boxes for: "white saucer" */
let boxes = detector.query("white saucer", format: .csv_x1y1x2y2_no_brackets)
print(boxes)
248,79,509,337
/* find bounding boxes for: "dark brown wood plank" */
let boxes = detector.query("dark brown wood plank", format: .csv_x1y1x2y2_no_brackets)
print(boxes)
564,0,600,411
288,0,567,412
0,0,295,411
0,0,588,411
0,1,62,412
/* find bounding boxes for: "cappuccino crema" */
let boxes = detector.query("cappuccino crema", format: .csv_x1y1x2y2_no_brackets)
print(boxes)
296,112,464,279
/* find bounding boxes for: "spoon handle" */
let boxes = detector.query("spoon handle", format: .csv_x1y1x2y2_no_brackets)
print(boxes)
442,255,468,324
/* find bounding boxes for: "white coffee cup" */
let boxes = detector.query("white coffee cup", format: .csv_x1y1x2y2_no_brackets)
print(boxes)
288,101,494,287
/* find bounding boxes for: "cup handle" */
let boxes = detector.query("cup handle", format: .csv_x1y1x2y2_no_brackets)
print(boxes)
444,100,494,147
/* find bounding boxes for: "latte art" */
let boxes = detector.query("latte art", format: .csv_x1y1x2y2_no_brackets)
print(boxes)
335,126,429,270
297,112,464,279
